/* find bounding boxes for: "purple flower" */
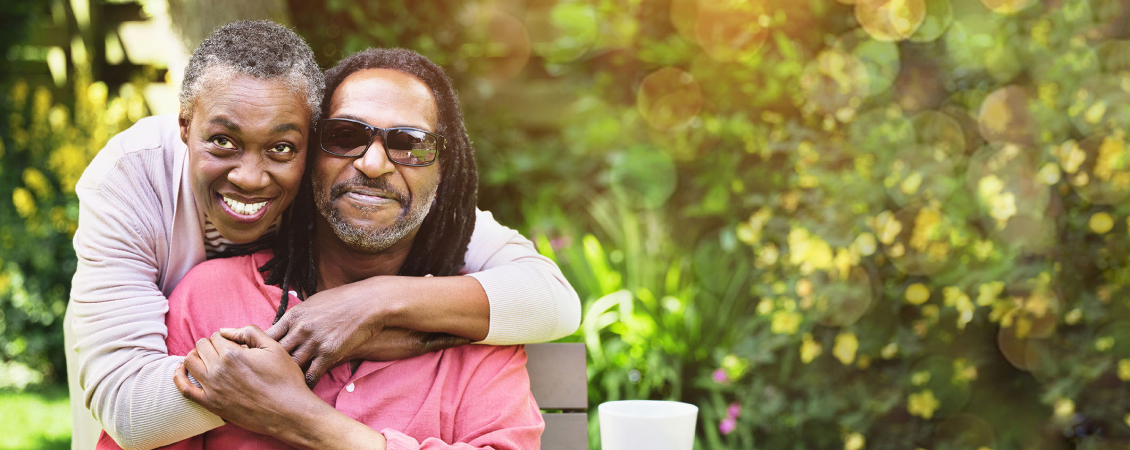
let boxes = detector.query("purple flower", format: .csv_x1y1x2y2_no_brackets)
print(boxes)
719,417,737,435
549,236,573,251
713,369,728,383
728,402,741,419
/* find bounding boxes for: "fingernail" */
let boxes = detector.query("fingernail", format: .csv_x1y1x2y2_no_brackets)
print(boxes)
220,328,234,332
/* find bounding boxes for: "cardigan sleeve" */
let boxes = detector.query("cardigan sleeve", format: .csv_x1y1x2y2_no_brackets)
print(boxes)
462,209,581,345
69,140,223,450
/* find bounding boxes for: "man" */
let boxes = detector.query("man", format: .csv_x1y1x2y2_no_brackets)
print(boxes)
101,47,543,449
69,21,576,450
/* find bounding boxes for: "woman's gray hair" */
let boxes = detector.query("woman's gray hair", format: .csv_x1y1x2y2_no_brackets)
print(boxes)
179,20,324,122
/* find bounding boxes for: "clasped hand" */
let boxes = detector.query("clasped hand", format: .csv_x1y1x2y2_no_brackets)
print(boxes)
173,325,318,436
263,281,469,387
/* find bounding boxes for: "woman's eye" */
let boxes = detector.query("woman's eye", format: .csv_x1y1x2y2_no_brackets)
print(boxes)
210,137,236,149
270,144,295,154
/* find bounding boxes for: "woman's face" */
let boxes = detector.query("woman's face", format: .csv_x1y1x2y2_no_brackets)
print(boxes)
179,74,310,244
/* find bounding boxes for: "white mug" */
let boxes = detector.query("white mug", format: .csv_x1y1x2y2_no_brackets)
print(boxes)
598,400,698,450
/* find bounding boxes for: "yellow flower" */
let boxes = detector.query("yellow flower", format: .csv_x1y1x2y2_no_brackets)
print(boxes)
873,211,902,245
1094,134,1125,181
1054,398,1075,418
1036,162,1061,185
905,283,930,305
977,281,1004,306
1119,359,1130,381
796,279,813,298
853,233,877,256
833,332,858,365
1085,102,1107,124
13,188,36,218
1057,140,1086,174
910,206,942,252
908,390,940,419
881,343,899,359
911,370,931,386
1096,336,1115,351
953,359,978,383
800,333,823,363
788,228,834,274
1089,212,1114,234
844,432,865,450
771,311,802,335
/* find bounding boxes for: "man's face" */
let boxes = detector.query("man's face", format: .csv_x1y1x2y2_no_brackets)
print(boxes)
312,68,442,252
180,73,310,244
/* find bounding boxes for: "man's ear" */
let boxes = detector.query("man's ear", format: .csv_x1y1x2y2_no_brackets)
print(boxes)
178,109,190,144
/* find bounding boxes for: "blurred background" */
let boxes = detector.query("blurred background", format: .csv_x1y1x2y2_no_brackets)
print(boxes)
3,0,1130,448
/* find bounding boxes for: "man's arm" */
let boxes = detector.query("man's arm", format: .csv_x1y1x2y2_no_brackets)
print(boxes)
268,209,580,385
69,141,223,450
176,326,542,450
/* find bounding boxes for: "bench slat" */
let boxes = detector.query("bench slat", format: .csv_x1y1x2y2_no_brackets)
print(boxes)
526,343,588,410
540,412,589,450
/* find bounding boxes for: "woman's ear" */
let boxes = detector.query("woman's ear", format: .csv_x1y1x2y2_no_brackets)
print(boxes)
178,109,190,144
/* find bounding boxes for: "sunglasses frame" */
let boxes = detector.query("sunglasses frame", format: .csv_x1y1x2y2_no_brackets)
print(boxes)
315,118,444,167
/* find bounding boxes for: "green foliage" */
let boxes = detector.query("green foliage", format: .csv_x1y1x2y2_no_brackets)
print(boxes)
7,0,1130,448
291,0,1130,448
0,65,148,386
0,386,71,449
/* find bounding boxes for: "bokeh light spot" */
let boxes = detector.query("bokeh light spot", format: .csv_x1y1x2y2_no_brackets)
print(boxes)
979,0,1035,14
637,67,704,131
694,1,769,62
855,0,927,42
979,86,1036,145
909,0,953,43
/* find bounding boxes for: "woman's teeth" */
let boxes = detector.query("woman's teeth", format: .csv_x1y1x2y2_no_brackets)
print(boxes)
223,196,267,215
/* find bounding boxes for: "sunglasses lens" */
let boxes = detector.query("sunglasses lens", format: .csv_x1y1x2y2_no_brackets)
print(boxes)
320,121,371,156
386,128,438,165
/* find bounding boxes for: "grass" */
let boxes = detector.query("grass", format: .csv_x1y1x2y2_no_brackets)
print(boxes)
0,386,71,450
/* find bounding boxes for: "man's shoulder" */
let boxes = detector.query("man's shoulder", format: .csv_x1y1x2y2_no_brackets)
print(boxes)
76,114,184,192
440,343,527,373
172,251,274,301
179,251,273,287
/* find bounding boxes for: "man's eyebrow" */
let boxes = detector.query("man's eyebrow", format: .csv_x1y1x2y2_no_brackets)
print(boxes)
207,117,240,132
272,123,303,134
334,113,431,131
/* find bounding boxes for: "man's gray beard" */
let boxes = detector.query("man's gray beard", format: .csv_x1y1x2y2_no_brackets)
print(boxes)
312,175,439,253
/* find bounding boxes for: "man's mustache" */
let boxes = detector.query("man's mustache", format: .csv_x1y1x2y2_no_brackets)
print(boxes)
329,175,408,204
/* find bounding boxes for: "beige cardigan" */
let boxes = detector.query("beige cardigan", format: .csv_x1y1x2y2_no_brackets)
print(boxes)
65,115,580,450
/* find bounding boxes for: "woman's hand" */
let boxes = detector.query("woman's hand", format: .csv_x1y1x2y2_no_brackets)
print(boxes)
265,276,481,387
173,325,326,437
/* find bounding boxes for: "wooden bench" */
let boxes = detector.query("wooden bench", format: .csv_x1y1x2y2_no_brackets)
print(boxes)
526,343,589,450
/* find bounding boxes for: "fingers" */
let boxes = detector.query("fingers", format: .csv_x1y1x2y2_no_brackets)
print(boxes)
420,333,473,353
304,356,332,389
194,337,219,370
265,316,289,342
290,341,315,370
173,361,206,403
218,325,272,349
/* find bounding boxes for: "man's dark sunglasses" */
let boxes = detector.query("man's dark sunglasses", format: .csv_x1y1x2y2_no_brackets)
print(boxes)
315,118,444,167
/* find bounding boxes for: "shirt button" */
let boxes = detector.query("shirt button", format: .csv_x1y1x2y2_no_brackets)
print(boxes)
345,383,355,393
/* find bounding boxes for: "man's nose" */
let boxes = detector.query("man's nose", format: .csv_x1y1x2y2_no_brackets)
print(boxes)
227,153,271,191
353,137,396,179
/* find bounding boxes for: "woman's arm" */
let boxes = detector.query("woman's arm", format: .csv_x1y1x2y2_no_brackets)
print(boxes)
268,209,581,385
69,128,225,450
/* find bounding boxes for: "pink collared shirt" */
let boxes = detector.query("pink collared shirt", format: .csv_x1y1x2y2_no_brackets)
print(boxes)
97,251,544,450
